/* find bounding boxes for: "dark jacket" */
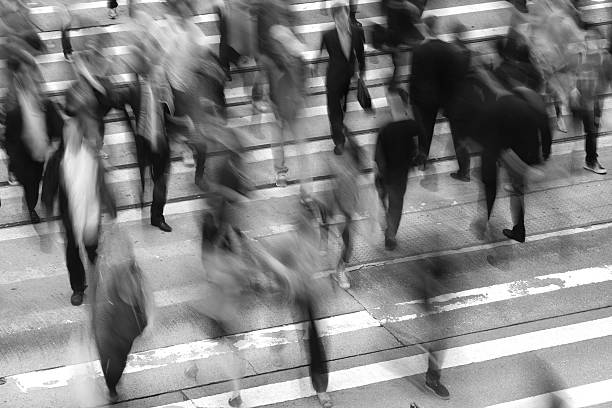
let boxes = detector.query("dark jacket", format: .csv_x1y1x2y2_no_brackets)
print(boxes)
375,119,419,181
5,99,63,176
321,23,365,89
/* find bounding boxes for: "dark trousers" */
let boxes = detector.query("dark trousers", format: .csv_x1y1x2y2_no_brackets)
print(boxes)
327,78,351,147
59,189,98,292
378,174,408,240
573,100,601,164
108,0,117,8
16,160,44,212
295,294,328,393
481,147,499,219
135,135,170,223
448,117,472,176
61,26,72,57
412,102,439,158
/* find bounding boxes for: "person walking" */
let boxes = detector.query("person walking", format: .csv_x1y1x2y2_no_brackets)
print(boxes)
319,0,365,155
374,104,420,250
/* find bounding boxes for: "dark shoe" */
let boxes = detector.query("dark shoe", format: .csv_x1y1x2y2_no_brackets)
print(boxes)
384,237,397,251
29,210,41,224
152,219,173,232
333,143,344,155
450,172,470,182
108,387,119,403
71,290,84,306
228,394,242,407
502,225,525,243
425,379,450,400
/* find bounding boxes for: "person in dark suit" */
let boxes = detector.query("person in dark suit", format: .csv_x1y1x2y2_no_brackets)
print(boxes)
107,47,183,233
374,107,420,251
320,0,365,155
4,60,63,223
410,17,471,174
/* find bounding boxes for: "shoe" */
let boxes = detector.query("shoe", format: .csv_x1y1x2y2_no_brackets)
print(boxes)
334,261,350,289
317,392,333,408
8,172,19,186
64,53,73,63
228,394,242,407
333,143,344,155
450,172,470,182
108,387,119,403
584,160,607,175
384,236,397,251
425,379,450,400
108,8,117,18
557,116,567,133
29,210,41,224
151,219,172,232
275,172,288,187
502,225,525,243
182,150,195,167
71,290,84,306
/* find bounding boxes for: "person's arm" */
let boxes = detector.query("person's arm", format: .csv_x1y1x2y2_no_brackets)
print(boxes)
354,25,366,76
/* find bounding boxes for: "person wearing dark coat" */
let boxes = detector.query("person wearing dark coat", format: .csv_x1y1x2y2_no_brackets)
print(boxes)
374,116,419,251
320,0,365,155
409,16,467,169
472,69,550,243
107,50,182,233
4,62,63,223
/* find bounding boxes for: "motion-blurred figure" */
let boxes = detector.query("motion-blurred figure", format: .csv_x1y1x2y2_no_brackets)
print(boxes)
4,57,63,224
374,102,419,251
570,28,610,174
327,138,366,288
108,44,182,232
266,24,308,187
93,226,153,402
320,0,365,156
42,80,117,306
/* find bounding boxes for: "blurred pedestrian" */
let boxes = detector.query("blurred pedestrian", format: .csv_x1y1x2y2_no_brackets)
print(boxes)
320,0,365,156
42,91,117,306
92,226,153,402
4,59,63,223
108,0,117,18
570,28,610,174
108,45,181,232
374,104,419,250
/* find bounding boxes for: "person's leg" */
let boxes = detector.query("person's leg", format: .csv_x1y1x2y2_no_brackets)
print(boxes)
150,145,171,231
272,122,289,186
194,140,208,188
583,108,598,164
107,0,118,18
449,119,471,180
384,175,408,249
21,162,43,221
327,86,346,150
61,24,73,60
60,191,87,304
412,103,438,162
503,172,526,242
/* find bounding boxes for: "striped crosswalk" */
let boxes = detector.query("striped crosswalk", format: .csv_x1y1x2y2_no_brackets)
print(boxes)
1,0,611,406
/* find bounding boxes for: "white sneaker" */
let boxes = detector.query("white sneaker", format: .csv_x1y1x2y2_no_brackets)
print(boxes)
334,261,350,289
275,172,287,187
584,160,607,175
182,150,195,167
8,172,19,186
557,116,568,133
108,8,117,19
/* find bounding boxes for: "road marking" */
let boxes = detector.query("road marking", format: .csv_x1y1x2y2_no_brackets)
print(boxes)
484,379,612,408
5,264,612,392
154,317,612,408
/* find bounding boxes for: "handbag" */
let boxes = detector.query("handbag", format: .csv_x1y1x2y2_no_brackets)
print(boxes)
357,76,373,113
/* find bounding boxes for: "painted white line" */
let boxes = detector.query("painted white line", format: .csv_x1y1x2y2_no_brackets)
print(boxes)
156,316,612,408
379,265,612,323
422,0,514,17
484,379,612,408
7,268,612,392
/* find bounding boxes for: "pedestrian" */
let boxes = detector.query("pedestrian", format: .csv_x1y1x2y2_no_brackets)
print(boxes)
319,0,365,156
374,103,420,250
92,226,153,403
570,28,610,174
4,59,63,224
107,0,117,18
41,88,117,306
107,45,181,232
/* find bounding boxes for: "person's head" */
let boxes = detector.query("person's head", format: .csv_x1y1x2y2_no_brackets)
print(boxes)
330,0,350,32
